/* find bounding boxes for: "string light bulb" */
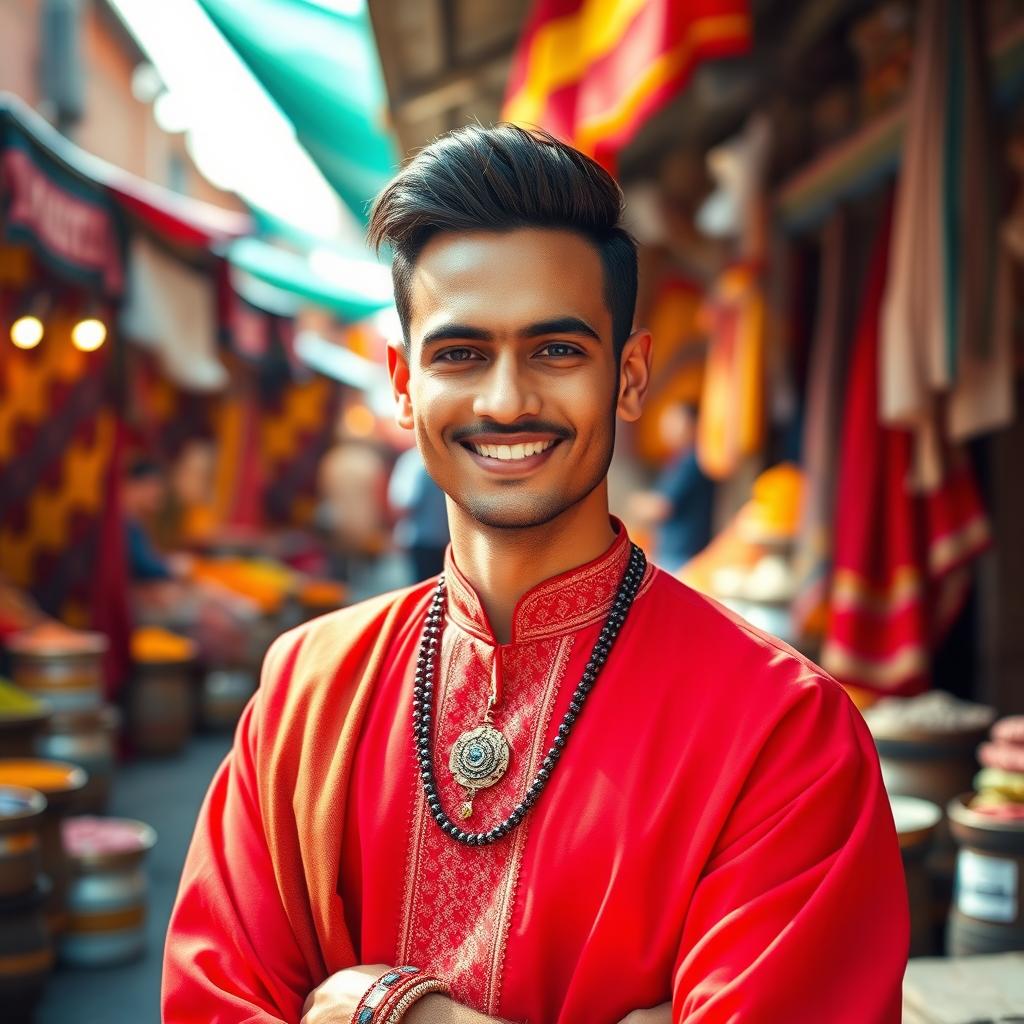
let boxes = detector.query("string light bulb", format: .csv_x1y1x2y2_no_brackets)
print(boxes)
11,315,44,350
71,317,107,352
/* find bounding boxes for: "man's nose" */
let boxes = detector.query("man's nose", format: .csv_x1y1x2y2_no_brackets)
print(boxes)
472,351,540,422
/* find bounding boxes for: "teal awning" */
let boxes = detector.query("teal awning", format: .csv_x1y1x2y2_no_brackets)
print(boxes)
226,235,393,321
196,0,398,224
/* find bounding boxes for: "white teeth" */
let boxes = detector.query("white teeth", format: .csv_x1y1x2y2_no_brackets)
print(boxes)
471,440,555,461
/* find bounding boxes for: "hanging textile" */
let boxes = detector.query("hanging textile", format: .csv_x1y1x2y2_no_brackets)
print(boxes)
695,263,766,480
0,307,131,693
120,235,227,393
823,213,990,696
880,0,1012,488
261,374,339,528
792,212,858,637
503,0,752,172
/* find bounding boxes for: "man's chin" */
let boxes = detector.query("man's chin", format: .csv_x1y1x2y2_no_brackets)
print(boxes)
455,493,574,531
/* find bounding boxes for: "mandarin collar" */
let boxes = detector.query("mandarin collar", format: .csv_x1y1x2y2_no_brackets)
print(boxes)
443,519,635,645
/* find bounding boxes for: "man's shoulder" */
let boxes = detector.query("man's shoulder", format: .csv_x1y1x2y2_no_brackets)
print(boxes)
257,579,436,701
639,565,849,711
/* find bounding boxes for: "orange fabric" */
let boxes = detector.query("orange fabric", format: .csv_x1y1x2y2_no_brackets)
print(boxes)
696,264,766,480
164,531,907,1023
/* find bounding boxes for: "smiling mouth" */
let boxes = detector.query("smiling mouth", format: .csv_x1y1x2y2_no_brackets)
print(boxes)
464,440,557,461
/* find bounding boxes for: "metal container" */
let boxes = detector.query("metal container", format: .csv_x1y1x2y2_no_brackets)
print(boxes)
60,816,157,967
875,727,990,810
200,669,256,731
891,794,942,956
35,706,120,813
127,660,195,756
0,760,87,934
0,786,46,899
7,630,108,713
0,877,55,1024
948,794,1024,955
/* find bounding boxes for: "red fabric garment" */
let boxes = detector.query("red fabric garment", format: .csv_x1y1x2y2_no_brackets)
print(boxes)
823,215,991,695
502,0,751,171
164,526,907,1023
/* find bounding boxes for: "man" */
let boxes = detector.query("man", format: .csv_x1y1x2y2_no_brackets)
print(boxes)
163,125,908,1024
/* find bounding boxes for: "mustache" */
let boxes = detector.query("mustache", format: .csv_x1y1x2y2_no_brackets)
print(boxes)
450,420,573,442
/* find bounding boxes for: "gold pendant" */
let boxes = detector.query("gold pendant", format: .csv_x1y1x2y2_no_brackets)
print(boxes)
449,724,511,820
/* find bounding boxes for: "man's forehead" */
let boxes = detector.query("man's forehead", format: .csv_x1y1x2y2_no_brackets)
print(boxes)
408,228,608,333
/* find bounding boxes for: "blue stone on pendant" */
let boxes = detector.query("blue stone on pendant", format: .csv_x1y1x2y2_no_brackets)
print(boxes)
468,745,484,763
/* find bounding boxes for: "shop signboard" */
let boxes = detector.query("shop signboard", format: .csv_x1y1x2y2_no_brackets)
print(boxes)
0,124,123,296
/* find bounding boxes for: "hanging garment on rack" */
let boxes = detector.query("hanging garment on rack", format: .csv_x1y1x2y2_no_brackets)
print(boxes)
793,213,859,638
881,0,1012,489
824,214,990,696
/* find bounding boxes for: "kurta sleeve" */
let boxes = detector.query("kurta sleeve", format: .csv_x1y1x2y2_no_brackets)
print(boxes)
673,676,908,1023
162,634,312,1024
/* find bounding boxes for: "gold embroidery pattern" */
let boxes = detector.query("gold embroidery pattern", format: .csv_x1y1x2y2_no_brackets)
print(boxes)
396,626,573,1013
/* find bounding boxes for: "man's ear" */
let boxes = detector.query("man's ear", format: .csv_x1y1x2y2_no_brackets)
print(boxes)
387,341,415,430
617,328,652,423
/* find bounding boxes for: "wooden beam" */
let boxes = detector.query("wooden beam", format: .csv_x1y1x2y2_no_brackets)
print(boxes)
394,41,516,122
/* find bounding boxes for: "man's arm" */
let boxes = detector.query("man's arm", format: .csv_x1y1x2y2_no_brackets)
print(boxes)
301,971,672,1024
672,678,908,1022
162,639,313,1023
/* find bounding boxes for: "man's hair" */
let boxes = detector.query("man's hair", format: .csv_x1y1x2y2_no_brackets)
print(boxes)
368,123,638,358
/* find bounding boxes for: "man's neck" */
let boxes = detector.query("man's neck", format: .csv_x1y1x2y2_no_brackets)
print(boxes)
446,486,617,644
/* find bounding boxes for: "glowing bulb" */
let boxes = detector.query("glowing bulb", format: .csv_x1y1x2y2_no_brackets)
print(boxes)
71,318,107,352
11,316,44,349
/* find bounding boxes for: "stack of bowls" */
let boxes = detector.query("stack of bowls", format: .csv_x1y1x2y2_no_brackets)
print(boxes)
60,816,157,967
0,681,50,759
6,627,108,713
0,785,53,1023
127,629,197,756
947,795,1024,955
36,707,120,813
890,794,943,955
0,760,87,935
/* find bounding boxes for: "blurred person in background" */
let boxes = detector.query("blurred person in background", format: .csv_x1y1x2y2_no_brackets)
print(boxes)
629,402,714,571
123,458,254,666
388,444,450,582
316,441,408,600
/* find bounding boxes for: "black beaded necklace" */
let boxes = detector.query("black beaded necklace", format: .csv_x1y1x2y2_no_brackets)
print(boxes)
411,542,647,847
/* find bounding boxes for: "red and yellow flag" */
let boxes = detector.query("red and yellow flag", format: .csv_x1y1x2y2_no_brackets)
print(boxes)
503,0,752,170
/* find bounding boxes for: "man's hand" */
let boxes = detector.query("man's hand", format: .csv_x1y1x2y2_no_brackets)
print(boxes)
300,964,391,1024
616,1003,673,1024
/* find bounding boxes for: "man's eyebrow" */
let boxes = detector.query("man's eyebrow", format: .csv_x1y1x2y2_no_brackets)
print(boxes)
520,317,601,341
420,317,601,347
421,323,494,346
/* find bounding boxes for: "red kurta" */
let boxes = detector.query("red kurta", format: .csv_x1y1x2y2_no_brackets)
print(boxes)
163,526,907,1023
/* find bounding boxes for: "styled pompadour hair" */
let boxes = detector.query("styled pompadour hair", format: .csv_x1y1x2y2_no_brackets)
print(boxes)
368,123,637,357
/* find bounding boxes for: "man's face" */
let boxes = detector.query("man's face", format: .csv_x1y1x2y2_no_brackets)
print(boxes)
391,229,633,530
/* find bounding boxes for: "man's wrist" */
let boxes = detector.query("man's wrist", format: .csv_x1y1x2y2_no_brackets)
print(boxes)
403,993,452,1023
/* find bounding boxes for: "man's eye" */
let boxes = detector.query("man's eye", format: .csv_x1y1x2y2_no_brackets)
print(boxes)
538,343,583,358
436,348,480,363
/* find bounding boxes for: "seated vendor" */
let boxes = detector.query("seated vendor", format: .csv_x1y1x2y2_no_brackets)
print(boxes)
123,458,253,667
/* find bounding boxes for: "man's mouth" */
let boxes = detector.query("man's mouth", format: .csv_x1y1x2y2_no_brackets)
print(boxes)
464,439,556,462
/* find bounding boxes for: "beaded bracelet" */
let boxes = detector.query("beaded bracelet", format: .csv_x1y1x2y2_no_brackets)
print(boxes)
378,976,448,1024
351,967,448,1024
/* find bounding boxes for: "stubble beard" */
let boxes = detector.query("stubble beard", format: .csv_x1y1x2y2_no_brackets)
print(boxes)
434,435,615,532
